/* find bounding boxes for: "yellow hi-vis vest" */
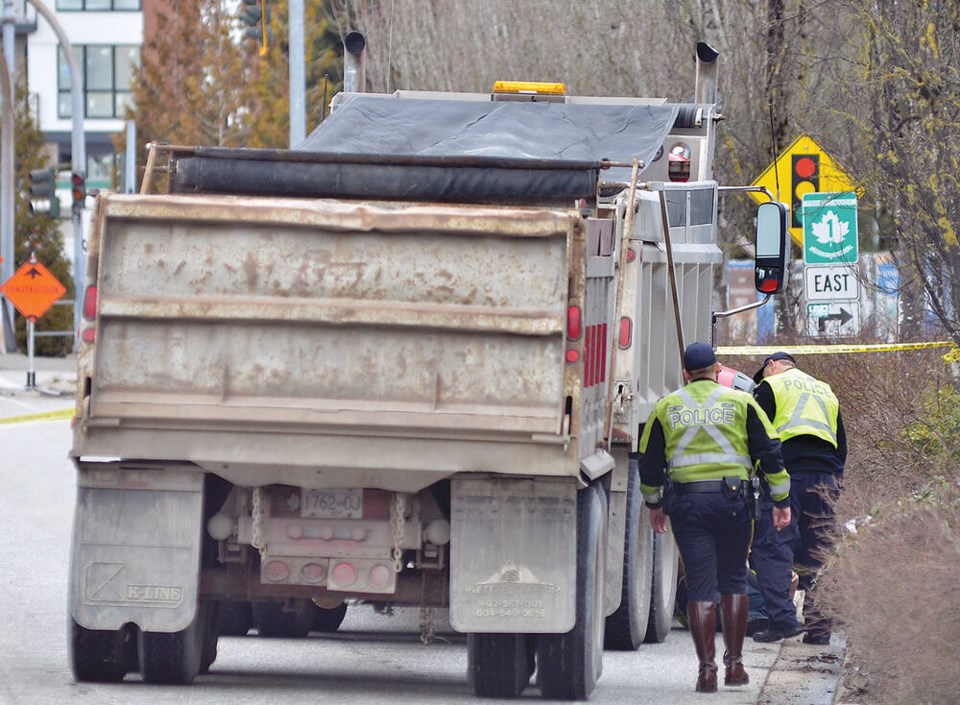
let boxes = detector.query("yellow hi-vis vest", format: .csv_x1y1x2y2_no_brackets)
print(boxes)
765,368,840,447
647,380,767,484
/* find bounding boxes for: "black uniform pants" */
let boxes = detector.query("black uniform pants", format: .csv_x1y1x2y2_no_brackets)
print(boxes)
670,491,752,603
750,470,840,631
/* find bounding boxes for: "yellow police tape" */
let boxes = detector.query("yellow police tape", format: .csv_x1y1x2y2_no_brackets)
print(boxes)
716,341,957,356
0,407,75,425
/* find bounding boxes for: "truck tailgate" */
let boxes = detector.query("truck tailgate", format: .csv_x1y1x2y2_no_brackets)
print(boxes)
75,194,581,489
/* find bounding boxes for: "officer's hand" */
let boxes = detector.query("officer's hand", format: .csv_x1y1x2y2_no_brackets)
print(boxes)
773,506,792,531
650,507,668,534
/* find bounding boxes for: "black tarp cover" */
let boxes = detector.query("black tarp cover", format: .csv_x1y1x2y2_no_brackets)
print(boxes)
173,95,679,203
298,94,678,169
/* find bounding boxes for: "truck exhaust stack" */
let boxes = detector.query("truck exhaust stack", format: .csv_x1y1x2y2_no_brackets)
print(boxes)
343,31,366,93
695,41,720,105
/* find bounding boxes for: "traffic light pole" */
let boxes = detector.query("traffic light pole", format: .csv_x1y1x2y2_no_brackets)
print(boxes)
0,29,16,352
289,0,305,147
27,0,85,348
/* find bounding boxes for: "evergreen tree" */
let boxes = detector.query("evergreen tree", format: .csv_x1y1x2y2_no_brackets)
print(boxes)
241,0,343,148
9,79,75,356
126,0,252,189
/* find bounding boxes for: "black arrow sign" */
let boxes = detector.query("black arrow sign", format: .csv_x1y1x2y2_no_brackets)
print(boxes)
818,307,853,332
26,267,41,279
826,307,854,326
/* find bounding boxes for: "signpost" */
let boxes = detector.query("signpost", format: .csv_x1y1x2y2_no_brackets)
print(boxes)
0,258,67,390
799,191,860,336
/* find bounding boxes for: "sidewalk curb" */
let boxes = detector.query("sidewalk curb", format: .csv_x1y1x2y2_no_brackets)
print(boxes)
758,637,844,705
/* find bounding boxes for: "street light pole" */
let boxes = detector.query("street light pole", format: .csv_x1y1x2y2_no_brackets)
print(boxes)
288,0,305,147
24,0,85,346
1,0,17,351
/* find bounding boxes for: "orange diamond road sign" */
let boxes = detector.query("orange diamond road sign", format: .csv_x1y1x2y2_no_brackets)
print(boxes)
1,261,68,321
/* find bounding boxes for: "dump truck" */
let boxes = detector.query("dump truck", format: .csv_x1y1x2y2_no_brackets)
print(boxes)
67,42,787,700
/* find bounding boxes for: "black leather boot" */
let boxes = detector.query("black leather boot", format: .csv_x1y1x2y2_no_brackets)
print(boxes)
720,594,749,686
687,601,718,693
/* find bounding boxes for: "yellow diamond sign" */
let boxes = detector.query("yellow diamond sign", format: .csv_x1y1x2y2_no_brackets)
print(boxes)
748,134,862,247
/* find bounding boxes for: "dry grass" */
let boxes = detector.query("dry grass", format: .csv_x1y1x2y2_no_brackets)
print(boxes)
725,340,960,705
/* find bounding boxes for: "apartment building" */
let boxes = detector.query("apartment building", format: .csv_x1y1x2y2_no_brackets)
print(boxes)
22,0,150,193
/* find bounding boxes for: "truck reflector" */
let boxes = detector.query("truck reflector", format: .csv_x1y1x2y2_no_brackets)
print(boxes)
618,317,633,349
567,305,582,340
566,349,580,364
82,285,97,320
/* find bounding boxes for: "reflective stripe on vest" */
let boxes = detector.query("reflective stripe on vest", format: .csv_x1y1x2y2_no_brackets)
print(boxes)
769,370,839,446
666,388,752,471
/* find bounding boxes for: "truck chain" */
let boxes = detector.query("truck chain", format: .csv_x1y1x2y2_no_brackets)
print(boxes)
251,487,266,558
390,492,407,573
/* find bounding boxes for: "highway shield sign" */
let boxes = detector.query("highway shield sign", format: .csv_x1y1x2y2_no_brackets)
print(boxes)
802,192,858,264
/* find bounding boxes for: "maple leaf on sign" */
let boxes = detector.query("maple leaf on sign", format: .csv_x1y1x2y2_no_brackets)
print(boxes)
812,210,848,245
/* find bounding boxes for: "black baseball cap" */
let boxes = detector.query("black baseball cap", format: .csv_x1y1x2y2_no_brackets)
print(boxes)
753,351,796,383
683,342,717,371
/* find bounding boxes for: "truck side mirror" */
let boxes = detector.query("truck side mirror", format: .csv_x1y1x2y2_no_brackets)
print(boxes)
754,201,789,293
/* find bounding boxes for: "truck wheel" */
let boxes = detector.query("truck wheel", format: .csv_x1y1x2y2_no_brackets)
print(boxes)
467,633,535,697
200,603,220,674
252,599,313,638
644,525,679,643
217,601,253,636
604,464,653,650
537,484,606,700
70,619,132,683
312,602,348,633
137,607,205,684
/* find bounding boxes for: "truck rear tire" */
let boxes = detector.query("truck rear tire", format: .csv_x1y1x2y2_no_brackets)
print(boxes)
70,619,132,683
252,599,313,637
644,527,679,643
536,484,606,700
217,601,253,636
467,633,535,697
604,464,653,650
312,602,348,633
200,603,220,674
137,607,206,684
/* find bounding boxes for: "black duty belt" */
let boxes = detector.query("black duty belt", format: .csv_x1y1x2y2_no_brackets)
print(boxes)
671,479,745,494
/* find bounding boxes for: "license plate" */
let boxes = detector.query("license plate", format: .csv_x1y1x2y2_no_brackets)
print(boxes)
301,489,364,519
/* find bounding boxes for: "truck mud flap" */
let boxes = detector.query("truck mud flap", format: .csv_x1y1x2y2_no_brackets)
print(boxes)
69,467,204,633
449,477,577,633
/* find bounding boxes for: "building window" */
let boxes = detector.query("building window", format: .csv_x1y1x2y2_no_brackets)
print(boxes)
56,0,141,10
58,45,140,119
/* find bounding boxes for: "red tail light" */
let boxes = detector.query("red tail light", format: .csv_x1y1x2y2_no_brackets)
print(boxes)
618,317,632,349
82,285,97,320
625,247,636,263
567,305,582,340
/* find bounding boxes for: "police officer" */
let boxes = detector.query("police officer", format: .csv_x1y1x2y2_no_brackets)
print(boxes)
639,342,791,693
750,351,846,646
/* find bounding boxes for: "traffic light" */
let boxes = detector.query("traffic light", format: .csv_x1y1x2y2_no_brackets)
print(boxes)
71,172,86,213
791,153,819,230
29,168,61,219
241,0,269,57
